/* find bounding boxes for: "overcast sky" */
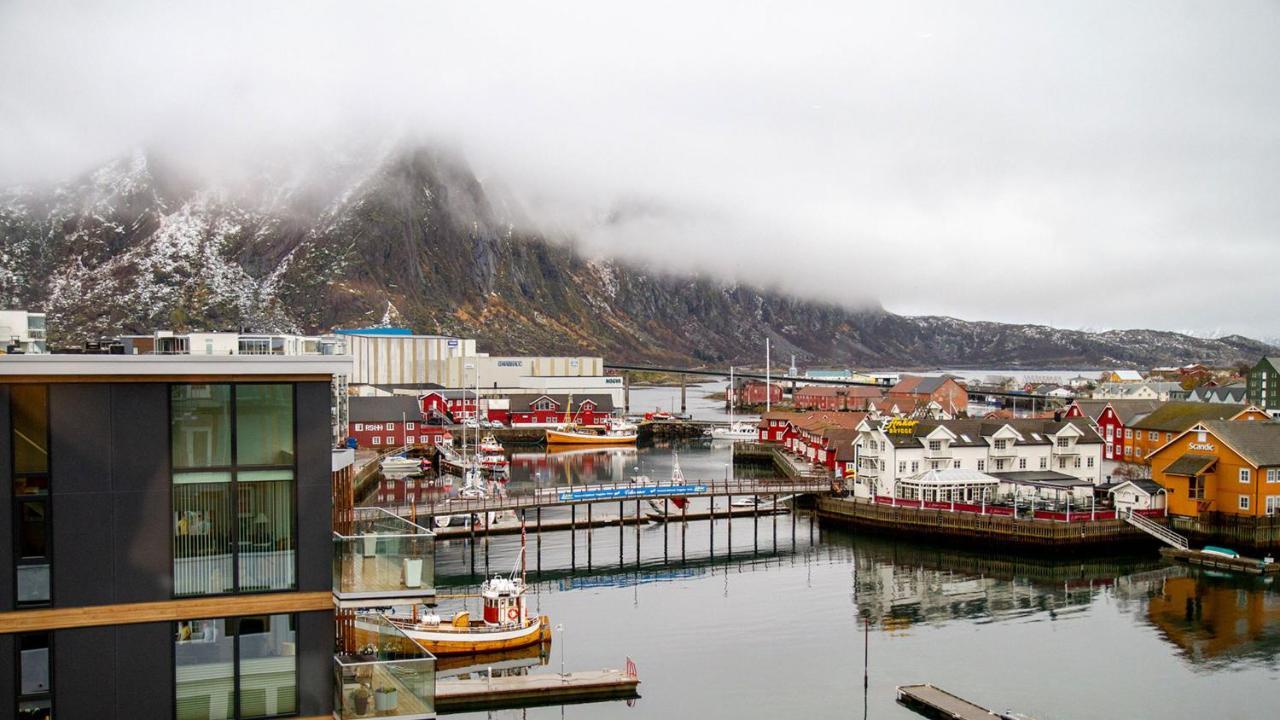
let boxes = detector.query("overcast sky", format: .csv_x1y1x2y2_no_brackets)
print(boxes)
2,1,1278,339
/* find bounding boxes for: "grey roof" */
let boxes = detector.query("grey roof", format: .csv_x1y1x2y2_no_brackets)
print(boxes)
1162,453,1218,476
1108,479,1162,494
989,471,1093,487
350,395,424,422
1201,420,1280,467
873,416,1102,448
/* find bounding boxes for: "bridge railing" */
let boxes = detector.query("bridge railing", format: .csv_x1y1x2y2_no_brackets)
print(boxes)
407,478,829,515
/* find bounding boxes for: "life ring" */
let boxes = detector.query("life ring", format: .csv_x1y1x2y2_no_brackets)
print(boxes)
507,608,519,620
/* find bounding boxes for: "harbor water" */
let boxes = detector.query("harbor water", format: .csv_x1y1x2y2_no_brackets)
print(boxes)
406,438,1280,720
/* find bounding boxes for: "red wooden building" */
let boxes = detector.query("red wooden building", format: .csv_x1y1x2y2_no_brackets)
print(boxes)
505,393,616,427
349,396,453,449
419,389,480,422
793,385,882,411
1064,399,1161,462
732,380,783,407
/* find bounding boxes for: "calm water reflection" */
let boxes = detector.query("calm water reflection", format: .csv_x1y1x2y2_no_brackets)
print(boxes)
375,440,1280,719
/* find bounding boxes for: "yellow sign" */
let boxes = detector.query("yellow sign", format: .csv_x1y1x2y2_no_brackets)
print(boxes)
884,418,919,434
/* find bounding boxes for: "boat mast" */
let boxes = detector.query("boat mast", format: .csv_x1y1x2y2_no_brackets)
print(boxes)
765,338,771,413
729,365,734,428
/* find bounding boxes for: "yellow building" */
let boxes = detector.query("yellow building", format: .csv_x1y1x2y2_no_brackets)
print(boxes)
1147,575,1280,661
1149,420,1280,517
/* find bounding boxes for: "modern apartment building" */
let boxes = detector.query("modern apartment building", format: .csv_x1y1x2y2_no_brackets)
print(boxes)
1246,357,1280,416
0,354,351,719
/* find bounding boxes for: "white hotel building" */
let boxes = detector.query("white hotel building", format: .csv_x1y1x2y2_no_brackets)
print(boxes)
853,417,1105,499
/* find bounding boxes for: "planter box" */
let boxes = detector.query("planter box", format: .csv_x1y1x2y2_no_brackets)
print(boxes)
402,558,423,588
362,532,378,557
374,688,398,711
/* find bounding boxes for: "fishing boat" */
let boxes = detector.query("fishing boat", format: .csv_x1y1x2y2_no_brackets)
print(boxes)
380,453,423,473
710,421,758,441
731,495,767,508
476,434,510,474
546,425,639,445
365,544,550,655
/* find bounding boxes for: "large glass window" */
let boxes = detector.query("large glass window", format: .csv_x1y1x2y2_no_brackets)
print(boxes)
17,632,52,720
12,385,51,606
175,615,297,720
172,384,295,596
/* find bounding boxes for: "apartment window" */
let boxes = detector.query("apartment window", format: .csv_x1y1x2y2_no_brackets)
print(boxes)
1056,437,1070,449
928,440,942,452
1040,457,1048,470
1125,446,1132,456
406,421,415,430
1018,458,1027,470
1239,495,1251,511
910,461,919,473
1266,496,1280,516
898,461,906,473
1149,431,1159,441
371,436,381,445
1124,429,1132,439
1189,477,1205,500
386,436,394,445
12,384,51,606
1087,457,1095,468
1059,458,1068,469
175,614,297,719
1167,433,1174,442
1074,457,1082,469
993,439,1008,451
386,422,396,431
977,460,985,472
1268,469,1279,484
419,435,429,444
1240,469,1252,484
17,632,52,720
994,459,1006,471
930,461,940,470
353,423,363,432
171,384,296,597
953,460,961,469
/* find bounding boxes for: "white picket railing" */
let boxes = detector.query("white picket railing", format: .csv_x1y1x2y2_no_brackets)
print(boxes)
1123,509,1188,550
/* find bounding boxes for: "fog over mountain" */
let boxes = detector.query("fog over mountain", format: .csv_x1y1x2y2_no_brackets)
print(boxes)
2,0,1279,340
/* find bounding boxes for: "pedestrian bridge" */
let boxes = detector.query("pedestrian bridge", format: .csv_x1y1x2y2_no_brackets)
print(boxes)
384,478,832,518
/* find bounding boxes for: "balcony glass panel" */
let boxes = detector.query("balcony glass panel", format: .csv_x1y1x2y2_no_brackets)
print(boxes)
334,508,435,606
335,614,436,720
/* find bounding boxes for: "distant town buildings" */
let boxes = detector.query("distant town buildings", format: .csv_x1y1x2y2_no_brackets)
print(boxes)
886,375,968,417
0,309,46,353
1246,357,1280,416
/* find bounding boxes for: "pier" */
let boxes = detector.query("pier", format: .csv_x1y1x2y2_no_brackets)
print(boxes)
896,684,1000,719
435,669,639,713
1159,547,1280,575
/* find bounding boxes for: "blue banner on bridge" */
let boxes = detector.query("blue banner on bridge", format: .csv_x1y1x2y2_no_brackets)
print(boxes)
558,484,708,502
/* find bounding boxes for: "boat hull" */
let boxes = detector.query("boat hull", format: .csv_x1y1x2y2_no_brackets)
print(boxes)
356,616,552,655
545,429,638,445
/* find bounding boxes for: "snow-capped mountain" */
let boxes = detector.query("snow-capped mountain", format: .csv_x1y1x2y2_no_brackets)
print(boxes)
1,147,1273,368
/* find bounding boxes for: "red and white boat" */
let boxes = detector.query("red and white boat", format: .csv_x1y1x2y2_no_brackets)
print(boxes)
477,434,509,475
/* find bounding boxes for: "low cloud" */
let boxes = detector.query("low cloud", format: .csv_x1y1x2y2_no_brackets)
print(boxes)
2,1,1278,338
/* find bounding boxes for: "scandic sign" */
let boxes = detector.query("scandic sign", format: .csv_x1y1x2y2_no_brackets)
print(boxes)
558,485,708,501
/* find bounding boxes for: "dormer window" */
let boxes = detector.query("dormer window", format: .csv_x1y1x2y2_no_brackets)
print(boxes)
1056,437,1070,449
993,439,1008,450
928,440,943,452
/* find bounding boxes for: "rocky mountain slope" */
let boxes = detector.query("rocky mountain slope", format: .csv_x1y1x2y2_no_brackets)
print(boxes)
1,148,1272,368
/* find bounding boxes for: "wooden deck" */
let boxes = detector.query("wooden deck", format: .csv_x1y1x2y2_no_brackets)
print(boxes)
896,684,999,719
1160,547,1280,575
817,496,1150,548
435,669,639,713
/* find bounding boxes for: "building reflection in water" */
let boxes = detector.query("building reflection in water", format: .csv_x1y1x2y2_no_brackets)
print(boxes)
1146,573,1280,666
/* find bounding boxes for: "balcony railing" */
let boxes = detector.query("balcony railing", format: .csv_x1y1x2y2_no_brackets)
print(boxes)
988,442,1017,457
334,508,435,608
335,613,436,719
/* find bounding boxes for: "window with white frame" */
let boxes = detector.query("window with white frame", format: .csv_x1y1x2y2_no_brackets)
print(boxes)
953,460,961,469
386,436,394,445
1087,457,1094,468
910,461,919,473
1268,468,1279,483
928,440,942,452
1239,495,1251,511
1240,468,1252,484
1039,457,1048,469
977,460,986,471
420,435,429,443
371,436,381,445
1057,437,1070,448
1149,431,1159,441
1124,429,1132,438
898,461,906,473
1074,457,1082,468
1266,495,1280,516
354,423,363,432
993,439,1008,450
406,422,415,430
1018,458,1027,469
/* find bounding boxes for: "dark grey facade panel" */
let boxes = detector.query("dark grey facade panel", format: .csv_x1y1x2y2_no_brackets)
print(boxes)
296,381,333,486
296,479,332,593
112,490,173,602
297,609,335,717
0,633,13,720
54,625,118,718
108,383,169,494
113,622,174,720
0,384,13,612
50,492,115,607
48,383,112,496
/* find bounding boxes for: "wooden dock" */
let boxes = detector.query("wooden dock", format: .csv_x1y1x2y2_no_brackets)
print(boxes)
896,684,1000,719
1160,547,1280,575
435,669,639,713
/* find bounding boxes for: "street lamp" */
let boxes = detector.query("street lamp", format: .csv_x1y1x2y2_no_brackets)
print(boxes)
555,623,566,679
